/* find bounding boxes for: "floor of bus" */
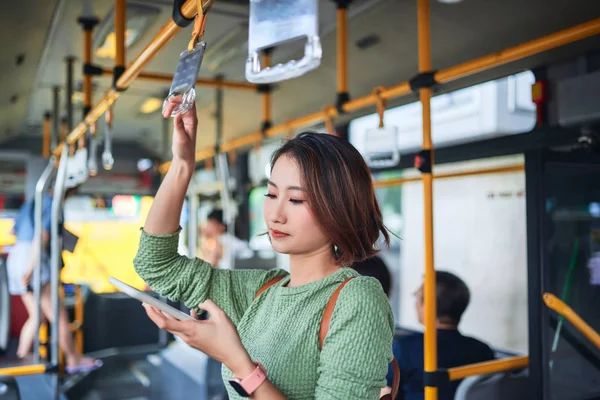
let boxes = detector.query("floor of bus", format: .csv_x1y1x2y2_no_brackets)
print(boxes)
0,340,158,400
1,339,228,400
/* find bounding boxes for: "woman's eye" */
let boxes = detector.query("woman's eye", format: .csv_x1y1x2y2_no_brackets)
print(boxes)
289,199,305,204
264,193,276,199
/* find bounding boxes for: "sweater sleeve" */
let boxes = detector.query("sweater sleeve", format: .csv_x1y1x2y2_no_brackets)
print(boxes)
314,277,395,400
133,228,288,325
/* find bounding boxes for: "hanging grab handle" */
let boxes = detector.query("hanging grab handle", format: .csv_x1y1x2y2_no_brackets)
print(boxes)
245,0,322,83
102,107,114,171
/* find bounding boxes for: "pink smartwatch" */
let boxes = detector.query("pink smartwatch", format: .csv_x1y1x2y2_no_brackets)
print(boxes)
228,362,267,397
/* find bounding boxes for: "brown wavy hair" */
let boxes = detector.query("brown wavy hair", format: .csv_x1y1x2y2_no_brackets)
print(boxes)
270,132,389,266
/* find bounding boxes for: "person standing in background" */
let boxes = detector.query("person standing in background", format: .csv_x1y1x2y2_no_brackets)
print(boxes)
198,208,253,269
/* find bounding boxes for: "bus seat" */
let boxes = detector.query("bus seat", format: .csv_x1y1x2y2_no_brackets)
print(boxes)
454,369,529,400
0,257,11,352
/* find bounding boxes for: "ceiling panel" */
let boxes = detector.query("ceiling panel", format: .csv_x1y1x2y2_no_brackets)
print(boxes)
0,0,60,141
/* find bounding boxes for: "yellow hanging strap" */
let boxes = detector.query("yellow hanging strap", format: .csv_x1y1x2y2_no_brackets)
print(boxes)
373,86,387,128
188,0,209,52
323,105,338,136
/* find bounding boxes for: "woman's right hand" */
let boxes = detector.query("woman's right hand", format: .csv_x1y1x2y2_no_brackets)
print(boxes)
163,96,198,164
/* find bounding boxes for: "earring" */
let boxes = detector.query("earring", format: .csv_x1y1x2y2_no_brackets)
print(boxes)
333,244,340,257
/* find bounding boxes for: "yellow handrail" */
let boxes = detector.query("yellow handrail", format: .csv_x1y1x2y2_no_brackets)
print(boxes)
0,364,49,377
543,292,600,351
165,17,600,167
52,0,212,157
99,69,258,91
373,164,525,188
447,355,529,381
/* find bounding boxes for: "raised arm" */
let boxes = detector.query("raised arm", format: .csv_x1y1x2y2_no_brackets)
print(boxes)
134,98,287,322
143,97,197,235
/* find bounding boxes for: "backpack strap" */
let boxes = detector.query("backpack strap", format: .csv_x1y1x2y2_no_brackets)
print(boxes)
319,277,354,350
319,277,401,400
254,276,285,299
387,358,400,400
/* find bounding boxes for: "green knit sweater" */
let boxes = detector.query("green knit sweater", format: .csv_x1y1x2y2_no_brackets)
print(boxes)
133,229,394,399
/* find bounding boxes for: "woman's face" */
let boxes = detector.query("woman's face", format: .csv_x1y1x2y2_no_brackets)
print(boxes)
263,155,331,257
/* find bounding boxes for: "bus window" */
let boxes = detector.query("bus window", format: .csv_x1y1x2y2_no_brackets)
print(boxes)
349,71,536,158
373,170,403,322
391,155,528,353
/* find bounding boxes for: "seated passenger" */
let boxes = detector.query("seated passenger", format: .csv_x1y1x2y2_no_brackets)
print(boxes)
386,271,495,400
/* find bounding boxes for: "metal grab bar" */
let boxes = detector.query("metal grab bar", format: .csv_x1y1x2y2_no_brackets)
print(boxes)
446,355,529,382
543,292,600,351
33,159,56,363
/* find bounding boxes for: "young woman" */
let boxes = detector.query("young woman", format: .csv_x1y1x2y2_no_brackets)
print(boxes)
134,97,394,399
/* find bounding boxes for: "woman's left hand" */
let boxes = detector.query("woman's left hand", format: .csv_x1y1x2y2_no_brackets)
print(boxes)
143,300,251,368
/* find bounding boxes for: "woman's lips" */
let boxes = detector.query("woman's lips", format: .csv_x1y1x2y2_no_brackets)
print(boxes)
270,229,289,239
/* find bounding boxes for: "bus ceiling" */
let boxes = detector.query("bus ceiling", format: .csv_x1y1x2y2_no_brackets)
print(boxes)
0,0,599,159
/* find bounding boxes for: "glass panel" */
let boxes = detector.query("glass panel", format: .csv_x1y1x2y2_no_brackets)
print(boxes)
373,170,403,323
349,71,536,155
395,155,528,353
544,164,600,400
248,185,276,260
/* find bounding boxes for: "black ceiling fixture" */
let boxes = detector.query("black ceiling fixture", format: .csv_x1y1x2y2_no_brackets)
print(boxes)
355,34,380,50
15,53,25,66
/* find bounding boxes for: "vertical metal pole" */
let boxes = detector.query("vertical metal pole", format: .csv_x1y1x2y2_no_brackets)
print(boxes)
65,57,75,131
214,74,235,269
52,87,60,151
216,154,234,269
114,0,126,90
79,12,99,174
215,75,224,152
80,23,96,119
43,113,52,158
32,161,55,364
418,0,437,400
50,144,69,400
162,113,171,161
188,191,198,258
336,3,349,96
115,0,126,67
260,53,272,132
